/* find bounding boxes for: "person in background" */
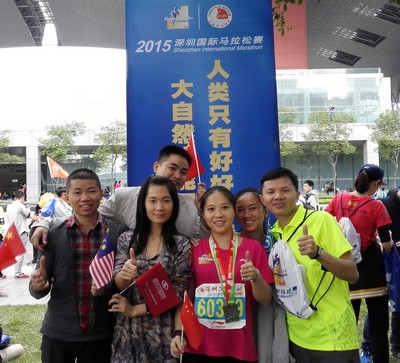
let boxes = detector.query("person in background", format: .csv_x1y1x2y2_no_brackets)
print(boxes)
235,188,291,363
114,181,122,191
298,180,319,210
360,186,400,361
0,323,24,362
260,167,359,363
31,145,208,251
325,164,392,363
29,168,127,363
109,176,191,363
6,191,31,278
28,204,42,264
171,186,273,362
53,186,73,218
103,186,111,200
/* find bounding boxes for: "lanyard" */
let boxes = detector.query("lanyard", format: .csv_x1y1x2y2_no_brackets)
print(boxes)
209,232,238,304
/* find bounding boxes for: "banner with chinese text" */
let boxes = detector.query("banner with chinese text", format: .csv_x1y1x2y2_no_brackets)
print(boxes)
126,0,280,192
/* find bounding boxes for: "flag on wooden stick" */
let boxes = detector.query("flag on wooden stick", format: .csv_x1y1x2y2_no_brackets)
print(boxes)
47,156,69,179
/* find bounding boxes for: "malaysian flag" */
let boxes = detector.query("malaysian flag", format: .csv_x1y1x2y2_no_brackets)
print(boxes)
89,229,115,288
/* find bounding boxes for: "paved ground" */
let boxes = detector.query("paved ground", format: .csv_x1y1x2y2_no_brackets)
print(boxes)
0,247,49,306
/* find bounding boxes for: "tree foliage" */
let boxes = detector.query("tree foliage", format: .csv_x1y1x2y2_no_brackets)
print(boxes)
302,112,356,189
38,122,86,163
0,130,25,163
278,106,298,124
370,110,400,186
278,107,303,165
93,121,127,183
273,0,303,35
279,123,302,166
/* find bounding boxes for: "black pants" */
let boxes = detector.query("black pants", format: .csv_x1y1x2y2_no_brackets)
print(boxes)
352,295,389,363
41,335,112,363
289,341,360,363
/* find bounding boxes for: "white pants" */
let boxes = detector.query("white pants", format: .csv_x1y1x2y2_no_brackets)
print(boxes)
14,232,28,276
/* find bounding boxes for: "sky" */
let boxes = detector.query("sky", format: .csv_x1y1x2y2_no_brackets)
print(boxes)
0,46,126,131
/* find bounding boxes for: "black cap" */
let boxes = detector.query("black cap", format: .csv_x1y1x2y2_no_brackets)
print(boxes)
358,164,387,185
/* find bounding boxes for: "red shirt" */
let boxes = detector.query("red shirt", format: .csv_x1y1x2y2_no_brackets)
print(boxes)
187,236,273,361
325,193,391,250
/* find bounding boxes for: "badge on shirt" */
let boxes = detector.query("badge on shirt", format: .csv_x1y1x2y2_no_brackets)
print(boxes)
195,283,246,330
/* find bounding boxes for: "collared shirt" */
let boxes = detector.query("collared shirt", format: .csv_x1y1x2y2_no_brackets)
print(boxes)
6,200,31,234
66,214,107,331
272,205,358,351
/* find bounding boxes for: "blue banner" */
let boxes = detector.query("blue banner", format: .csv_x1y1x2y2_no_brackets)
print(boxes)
126,0,280,192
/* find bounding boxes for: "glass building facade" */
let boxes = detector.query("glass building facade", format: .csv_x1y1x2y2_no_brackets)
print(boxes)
276,68,391,124
276,68,392,192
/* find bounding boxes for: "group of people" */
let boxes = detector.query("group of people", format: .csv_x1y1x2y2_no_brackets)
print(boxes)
26,144,397,363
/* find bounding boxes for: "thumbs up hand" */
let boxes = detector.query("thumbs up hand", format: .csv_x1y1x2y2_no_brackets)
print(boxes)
119,248,138,282
30,255,50,291
297,224,318,258
240,251,260,282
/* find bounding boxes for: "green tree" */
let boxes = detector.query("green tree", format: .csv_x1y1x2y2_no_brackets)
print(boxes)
279,106,303,166
370,110,400,187
93,121,127,185
0,130,25,163
302,112,356,191
278,106,299,124
38,122,86,163
279,123,302,166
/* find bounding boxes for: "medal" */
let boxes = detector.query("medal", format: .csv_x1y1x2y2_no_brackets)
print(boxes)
223,303,240,323
209,233,239,322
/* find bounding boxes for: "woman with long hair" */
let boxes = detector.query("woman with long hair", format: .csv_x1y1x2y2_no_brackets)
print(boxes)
171,186,273,362
326,164,392,363
235,188,291,363
109,176,192,363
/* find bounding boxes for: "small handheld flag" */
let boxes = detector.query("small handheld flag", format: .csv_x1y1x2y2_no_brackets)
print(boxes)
89,230,115,288
185,132,205,181
180,291,204,350
135,262,180,317
0,224,26,271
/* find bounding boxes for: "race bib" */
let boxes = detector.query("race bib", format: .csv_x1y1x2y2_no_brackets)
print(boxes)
195,283,246,329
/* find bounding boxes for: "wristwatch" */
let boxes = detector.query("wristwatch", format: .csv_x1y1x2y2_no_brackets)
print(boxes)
310,246,322,259
250,268,261,282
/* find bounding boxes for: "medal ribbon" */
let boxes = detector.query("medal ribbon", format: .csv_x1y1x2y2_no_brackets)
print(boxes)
209,232,238,304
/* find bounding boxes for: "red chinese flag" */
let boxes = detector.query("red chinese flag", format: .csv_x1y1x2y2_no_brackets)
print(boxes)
47,156,69,179
185,134,205,181
0,224,26,270
135,263,180,317
181,292,204,350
